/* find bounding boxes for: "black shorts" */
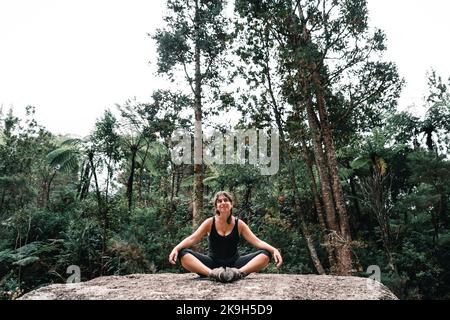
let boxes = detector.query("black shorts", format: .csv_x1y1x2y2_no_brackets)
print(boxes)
178,248,271,270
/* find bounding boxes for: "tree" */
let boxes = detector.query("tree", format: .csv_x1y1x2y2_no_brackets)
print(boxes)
421,71,450,153
385,71,450,154
407,151,450,246
116,92,190,214
236,0,402,275
234,18,325,274
90,110,122,273
351,130,398,272
153,0,231,228
1,107,57,213
116,99,156,215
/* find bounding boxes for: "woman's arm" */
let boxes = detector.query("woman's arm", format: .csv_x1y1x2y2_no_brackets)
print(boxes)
168,218,211,264
240,220,283,268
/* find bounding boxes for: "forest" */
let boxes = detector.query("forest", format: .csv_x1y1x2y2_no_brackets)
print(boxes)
1,0,449,300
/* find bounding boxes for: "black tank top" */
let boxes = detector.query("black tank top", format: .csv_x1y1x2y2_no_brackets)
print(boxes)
208,216,240,260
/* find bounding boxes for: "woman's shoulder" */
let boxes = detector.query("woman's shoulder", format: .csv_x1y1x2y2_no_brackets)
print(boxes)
204,217,214,224
204,217,214,228
197,217,214,235
204,217,214,234
236,217,248,232
236,217,247,225
198,217,213,229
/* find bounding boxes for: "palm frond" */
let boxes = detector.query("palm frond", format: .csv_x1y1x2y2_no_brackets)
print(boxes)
61,138,84,147
46,147,80,172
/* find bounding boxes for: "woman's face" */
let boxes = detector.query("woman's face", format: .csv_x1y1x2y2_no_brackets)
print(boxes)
216,195,232,215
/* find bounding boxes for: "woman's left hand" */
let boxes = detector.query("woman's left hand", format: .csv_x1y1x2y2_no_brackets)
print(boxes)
272,249,283,268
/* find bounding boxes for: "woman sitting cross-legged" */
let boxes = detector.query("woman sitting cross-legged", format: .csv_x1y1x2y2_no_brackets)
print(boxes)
168,191,283,283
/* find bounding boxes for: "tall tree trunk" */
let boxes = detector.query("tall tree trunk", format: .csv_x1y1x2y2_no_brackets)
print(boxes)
76,159,87,197
137,167,143,205
102,167,109,274
170,165,176,203
304,95,353,275
88,152,108,276
79,161,91,200
304,96,339,232
127,145,138,215
242,184,253,222
45,171,57,209
104,157,113,230
269,81,325,275
176,168,183,197
88,152,102,211
312,71,352,239
137,144,150,205
301,145,327,230
0,189,5,214
312,71,353,275
193,0,203,229
290,170,326,275
301,143,338,271
105,161,111,207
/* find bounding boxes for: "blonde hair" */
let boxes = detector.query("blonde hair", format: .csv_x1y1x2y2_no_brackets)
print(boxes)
212,191,234,224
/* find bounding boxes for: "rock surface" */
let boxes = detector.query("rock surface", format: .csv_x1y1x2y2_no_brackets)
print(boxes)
19,273,398,300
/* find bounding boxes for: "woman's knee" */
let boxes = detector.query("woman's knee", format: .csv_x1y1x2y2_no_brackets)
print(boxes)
178,248,192,264
178,248,190,256
259,250,271,264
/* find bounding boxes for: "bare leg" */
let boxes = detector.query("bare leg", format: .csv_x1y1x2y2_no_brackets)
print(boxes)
239,254,270,274
180,253,212,276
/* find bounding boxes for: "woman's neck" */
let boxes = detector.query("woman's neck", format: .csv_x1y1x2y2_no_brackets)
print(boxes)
216,213,232,223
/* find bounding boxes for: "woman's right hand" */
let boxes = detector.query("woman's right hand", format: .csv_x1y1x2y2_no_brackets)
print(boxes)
169,248,179,265
272,248,283,268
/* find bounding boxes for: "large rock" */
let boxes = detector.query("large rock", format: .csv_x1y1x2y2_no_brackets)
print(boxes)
19,273,398,300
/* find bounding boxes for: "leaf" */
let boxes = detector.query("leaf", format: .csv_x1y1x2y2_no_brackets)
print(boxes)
350,156,370,170
339,167,354,180
46,147,80,172
13,256,40,267
15,241,42,256
0,249,14,263
203,175,219,186
180,175,194,188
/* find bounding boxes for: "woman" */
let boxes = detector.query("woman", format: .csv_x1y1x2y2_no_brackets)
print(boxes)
169,191,283,282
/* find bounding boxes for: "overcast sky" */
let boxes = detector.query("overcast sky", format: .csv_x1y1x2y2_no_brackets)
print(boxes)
0,0,449,137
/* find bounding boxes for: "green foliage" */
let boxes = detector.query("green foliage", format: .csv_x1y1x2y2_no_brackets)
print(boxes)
251,214,314,274
153,0,231,85
46,147,80,173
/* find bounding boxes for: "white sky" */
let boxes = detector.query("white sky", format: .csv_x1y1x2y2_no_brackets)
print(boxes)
0,0,449,137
